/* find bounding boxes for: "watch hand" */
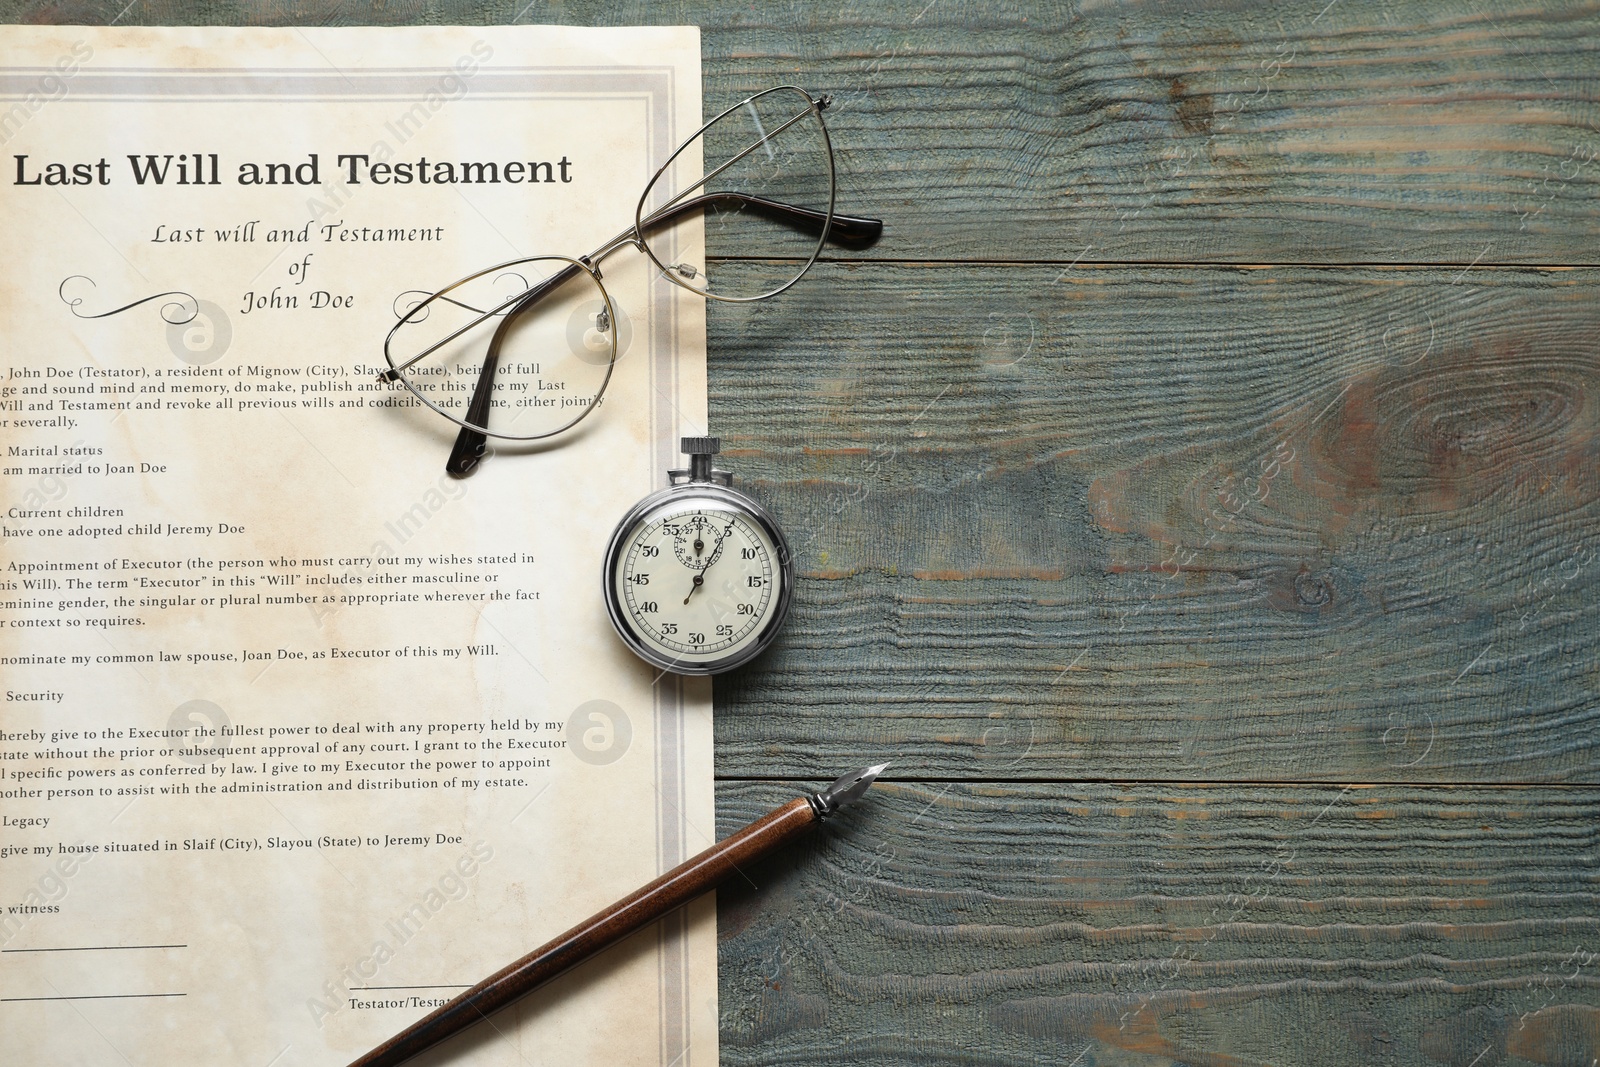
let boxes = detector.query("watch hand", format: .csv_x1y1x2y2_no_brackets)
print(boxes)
683,541,723,604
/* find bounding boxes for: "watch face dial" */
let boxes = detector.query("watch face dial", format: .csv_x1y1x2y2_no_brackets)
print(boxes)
613,504,784,669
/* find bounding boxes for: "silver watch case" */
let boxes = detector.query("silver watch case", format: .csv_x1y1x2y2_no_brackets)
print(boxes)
601,481,795,676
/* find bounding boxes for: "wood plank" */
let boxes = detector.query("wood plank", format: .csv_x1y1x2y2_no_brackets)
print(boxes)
714,779,1600,1067
707,262,1600,782
45,0,1600,264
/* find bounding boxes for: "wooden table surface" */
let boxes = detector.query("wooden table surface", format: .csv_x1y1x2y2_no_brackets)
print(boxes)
9,2,1597,1065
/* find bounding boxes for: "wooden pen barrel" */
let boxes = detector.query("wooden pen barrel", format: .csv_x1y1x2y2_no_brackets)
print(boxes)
349,795,820,1067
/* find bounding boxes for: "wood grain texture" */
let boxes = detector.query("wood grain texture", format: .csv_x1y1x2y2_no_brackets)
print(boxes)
708,261,1600,782
5,0,1597,264
714,779,1600,1067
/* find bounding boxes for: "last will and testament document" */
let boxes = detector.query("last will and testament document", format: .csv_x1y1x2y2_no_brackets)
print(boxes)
0,26,716,1066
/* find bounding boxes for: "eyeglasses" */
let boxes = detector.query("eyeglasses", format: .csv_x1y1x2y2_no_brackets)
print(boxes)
378,85,882,477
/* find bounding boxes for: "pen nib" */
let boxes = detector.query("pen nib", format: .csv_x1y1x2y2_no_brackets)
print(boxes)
815,762,890,816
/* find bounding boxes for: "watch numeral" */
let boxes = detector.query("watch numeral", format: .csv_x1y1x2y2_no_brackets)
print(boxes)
741,547,757,560
736,603,755,615
639,601,657,613
641,544,660,557
661,622,677,635
628,573,650,585
746,575,765,588
689,632,705,645
716,624,733,637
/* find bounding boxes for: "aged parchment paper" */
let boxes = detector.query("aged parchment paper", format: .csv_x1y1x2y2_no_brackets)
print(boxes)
0,26,716,1067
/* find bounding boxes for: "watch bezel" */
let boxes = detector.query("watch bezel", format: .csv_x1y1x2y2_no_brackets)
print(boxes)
601,482,795,676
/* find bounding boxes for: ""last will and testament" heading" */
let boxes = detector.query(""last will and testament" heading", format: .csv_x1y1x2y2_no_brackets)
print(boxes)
13,152,575,187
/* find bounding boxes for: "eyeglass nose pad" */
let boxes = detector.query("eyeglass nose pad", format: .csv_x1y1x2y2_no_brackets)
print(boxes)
580,310,611,354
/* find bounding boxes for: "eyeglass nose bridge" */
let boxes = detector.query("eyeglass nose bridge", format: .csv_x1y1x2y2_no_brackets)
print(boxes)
589,232,649,267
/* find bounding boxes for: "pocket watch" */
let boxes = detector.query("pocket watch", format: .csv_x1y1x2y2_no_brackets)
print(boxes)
602,437,795,675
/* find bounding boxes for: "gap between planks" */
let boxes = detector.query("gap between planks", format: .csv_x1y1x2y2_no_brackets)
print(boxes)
714,775,1600,789
709,255,1600,270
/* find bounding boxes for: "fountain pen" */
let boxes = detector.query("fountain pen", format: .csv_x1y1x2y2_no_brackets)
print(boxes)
349,763,890,1067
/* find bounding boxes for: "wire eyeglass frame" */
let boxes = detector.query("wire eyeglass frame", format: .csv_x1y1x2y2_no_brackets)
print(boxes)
377,85,883,477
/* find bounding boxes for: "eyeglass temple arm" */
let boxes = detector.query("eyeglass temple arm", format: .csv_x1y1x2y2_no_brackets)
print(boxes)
641,192,883,247
446,261,583,477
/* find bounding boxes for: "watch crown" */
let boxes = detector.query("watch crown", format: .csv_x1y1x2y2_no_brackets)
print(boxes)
672,436,731,486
